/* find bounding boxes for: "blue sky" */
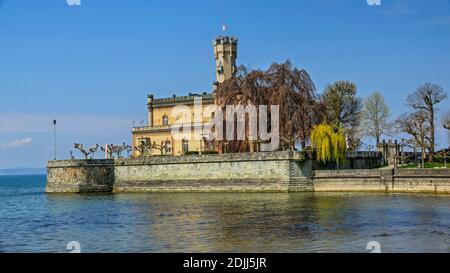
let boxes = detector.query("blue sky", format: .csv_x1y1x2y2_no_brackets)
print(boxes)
0,0,449,168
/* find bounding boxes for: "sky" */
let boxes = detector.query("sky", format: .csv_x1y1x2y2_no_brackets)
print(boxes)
0,0,449,168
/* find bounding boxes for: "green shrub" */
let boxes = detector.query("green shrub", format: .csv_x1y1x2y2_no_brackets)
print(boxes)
184,151,200,155
201,151,219,155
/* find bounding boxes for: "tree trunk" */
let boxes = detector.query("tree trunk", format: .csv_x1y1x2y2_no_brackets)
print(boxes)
421,146,426,167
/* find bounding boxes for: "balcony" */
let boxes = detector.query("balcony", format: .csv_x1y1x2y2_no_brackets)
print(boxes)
132,125,171,133
132,122,207,133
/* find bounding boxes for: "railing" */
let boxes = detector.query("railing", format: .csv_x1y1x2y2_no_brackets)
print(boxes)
132,125,171,132
346,151,383,158
132,122,207,132
153,93,214,103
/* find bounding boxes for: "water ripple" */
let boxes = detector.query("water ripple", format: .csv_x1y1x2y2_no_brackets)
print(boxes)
1,176,450,252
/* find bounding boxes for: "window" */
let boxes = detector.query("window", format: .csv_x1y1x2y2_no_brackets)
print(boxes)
182,139,189,154
217,66,224,75
162,115,169,126
217,61,224,75
165,140,171,153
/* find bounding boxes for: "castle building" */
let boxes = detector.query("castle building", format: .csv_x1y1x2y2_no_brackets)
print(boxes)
132,36,238,156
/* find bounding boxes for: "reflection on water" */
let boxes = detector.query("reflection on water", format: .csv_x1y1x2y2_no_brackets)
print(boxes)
0,175,449,252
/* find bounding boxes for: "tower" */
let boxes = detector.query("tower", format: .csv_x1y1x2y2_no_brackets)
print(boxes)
213,36,238,86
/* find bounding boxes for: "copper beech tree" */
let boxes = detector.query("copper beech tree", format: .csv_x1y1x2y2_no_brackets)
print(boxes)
214,60,323,153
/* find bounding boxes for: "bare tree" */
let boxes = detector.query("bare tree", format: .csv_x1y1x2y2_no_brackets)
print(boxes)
74,143,98,160
396,111,430,165
346,118,363,151
100,144,114,159
435,149,449,168
89,144,99,158
361,92,391,145
74,143,89,159
406,83,447,161
443,111,450,130
111,143,131,158
134,142,150,158
100,143,132,159
151,141,169,155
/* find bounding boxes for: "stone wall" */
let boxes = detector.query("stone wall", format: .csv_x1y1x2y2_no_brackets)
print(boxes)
313,169,450,194
47,152,314,193
113,152,308,192
391,169,450,193
46,151,449,194
46,159,115,193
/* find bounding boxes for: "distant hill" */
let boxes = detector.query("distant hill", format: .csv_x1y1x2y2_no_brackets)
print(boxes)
0,168,46,176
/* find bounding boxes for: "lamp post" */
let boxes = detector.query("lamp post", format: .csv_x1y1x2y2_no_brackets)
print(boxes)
53,120,57,160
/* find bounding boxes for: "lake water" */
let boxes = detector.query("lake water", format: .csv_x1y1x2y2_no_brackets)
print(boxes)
0,175,449,253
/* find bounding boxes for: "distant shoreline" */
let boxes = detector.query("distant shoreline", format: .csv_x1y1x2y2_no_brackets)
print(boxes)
0,174,46,176
0,168,46,176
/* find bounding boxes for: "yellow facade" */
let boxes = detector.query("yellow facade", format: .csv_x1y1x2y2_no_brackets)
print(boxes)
132,36,238,157
132,93,216,156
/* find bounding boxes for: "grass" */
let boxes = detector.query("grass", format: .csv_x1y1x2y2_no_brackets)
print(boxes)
399,162,449,169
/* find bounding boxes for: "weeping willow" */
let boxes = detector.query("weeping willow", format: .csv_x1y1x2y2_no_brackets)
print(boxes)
310,123,346,164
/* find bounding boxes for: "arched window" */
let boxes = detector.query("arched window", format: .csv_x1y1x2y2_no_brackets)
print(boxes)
217,61,224,75
162,115,169,126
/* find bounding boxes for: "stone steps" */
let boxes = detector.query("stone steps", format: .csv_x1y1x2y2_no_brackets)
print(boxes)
288,177,314,192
